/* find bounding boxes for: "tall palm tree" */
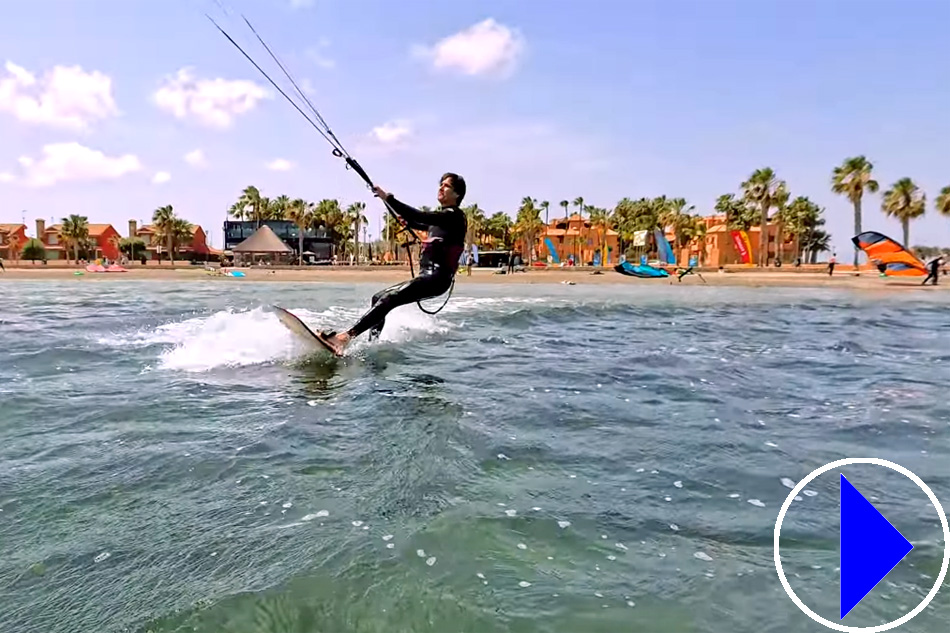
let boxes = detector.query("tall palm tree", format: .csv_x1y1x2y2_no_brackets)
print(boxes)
881,178,926,247
346,201,367,263
515,199,543,263
235,186,264,227
560,200,569,220
272,195,292,221
60,214,90,264
486,212,514,249
588,207,611,265
783,196,823,263
286,199,312,265
832,156,879,269
384,213,403,257
172,218,193,258
741,167,787,267
572,196,585,219
317,199,345,256
936,186,950,220
464,204,486,248
540,200,550,225
152,205,177,265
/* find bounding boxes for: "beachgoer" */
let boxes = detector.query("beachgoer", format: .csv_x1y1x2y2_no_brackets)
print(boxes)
318,173,468,355
828,254,836,276
922,256,942,286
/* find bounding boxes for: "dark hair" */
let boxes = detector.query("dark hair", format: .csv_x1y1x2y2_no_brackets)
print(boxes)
441,172,466,204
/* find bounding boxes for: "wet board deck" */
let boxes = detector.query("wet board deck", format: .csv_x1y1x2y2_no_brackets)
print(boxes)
272,305,342,357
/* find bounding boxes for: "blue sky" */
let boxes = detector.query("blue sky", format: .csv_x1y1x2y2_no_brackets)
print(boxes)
1,0,948,256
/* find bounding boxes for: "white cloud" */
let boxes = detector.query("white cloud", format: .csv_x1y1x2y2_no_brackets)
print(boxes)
371,120,412,145
14,142,142,187
266,158,294,171
153,68,269,129
411,19,525,77
184,148,208,168
306,38,335,69
152,171,171,184
0,172,14,183
0,61,118,130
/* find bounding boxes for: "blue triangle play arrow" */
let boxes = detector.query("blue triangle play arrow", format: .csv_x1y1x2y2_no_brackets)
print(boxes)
840,473,914,619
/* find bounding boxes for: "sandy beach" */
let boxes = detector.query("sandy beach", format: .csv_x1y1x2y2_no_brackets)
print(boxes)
1,263,945,289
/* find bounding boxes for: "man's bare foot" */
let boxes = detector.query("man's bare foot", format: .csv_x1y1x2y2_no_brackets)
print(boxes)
321,331,351,356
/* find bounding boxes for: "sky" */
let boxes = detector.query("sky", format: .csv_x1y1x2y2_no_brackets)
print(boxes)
0,0,948,255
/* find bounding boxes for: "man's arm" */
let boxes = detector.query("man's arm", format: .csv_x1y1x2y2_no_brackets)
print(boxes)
385,195,459,231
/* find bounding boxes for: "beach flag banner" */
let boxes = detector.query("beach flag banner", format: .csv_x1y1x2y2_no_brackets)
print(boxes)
731,230,752,264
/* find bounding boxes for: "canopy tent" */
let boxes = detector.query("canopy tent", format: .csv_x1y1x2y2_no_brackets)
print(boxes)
232,225,294,254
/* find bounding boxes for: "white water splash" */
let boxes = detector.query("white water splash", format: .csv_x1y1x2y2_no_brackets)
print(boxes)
119,302,457,372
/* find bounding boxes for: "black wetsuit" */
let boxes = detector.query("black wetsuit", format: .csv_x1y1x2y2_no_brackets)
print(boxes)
347,195,467,339
922,258,942,285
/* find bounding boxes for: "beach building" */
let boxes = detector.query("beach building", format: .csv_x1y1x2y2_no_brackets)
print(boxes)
222,220,333,261
700,215,785,267
1,223,28,261
34,219,121,261
532,214,619,265
128,220,214,261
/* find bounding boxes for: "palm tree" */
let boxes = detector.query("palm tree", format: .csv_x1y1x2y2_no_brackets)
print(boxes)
572,196,584,219
60,214,90,264
560,200,569,220
464,204,487,248
286,199,312,265
716,193,756,231
272,195,292,221
152,205,177,265
936,186,950,220
783,196,822,263
741,167,787,267
172,218,193,258
346,201,367,263
832,156,879,269
235,186,264,227
383,213,403,258
317,199,345,257
881,178,926,246
588,207,611,265
540,200,550,225
486,212,514,249
515,198,543,263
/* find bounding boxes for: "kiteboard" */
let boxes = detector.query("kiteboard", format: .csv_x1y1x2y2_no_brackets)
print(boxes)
272,305,342,357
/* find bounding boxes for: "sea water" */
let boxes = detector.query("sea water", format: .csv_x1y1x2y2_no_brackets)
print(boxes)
1,280,949,633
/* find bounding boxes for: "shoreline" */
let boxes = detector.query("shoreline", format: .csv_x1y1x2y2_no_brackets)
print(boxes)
1,265,945,289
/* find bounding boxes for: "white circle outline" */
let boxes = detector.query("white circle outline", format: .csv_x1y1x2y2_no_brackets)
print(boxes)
773,457,950,632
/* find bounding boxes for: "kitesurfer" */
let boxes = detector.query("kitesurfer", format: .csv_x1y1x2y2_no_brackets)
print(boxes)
922,256,942,286
318,173,468,356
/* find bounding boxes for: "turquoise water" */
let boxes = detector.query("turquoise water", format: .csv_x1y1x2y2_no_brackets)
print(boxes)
1,280,949,633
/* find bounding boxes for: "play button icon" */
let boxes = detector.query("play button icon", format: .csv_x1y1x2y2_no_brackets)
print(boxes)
774,457,950,632
839,474,913,619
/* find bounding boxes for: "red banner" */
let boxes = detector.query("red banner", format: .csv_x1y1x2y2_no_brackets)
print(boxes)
731,230,751,264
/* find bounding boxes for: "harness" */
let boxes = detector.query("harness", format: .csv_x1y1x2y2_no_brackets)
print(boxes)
389,223,455,315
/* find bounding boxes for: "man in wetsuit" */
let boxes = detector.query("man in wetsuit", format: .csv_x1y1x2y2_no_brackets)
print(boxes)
318,173,468,356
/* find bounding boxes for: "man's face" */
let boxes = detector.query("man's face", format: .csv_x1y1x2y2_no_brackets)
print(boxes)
438,178,458,206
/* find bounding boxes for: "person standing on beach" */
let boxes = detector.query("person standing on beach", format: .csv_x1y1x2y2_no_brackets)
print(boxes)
317,173,468,356
828,253,836,276
922,256,942,285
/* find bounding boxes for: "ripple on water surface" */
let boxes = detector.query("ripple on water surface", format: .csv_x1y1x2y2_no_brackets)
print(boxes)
1,281,949,633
